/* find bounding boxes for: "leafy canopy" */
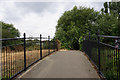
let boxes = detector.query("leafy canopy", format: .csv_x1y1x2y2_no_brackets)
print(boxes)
1,21,20,38
55,5,119,50
55,6,99,50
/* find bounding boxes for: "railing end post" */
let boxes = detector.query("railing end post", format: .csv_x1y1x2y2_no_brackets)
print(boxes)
40,34,42,60
97,29,101,72
48,36,50,54
23,33,26,71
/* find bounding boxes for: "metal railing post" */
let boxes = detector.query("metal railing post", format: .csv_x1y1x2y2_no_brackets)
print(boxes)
40,34,42,60
56,40,58,51
23,33,26,71
117,48,120,80
97,29,101,73
54,41,55,52
89,32,91,58
48,36,50,54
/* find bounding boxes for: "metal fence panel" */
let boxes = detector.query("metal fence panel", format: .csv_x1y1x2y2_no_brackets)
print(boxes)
0,34,57,80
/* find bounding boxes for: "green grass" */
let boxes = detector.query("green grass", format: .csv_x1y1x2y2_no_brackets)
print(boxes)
91,47,119,80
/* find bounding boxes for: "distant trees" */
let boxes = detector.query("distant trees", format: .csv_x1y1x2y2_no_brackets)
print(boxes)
1,21,20,46
1,21,20,38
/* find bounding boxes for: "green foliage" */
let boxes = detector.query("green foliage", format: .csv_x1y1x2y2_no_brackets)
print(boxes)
97,13,118,36
79,36,84,51
102,2,120,36
55,4,119,50
1,21,20,38
42,41,55,49
55,6,99,50
54,2,120,80
104,2,108,13
43,41,49,49
1,21,21,46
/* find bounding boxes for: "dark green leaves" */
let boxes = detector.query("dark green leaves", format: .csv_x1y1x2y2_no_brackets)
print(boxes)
55,6,99,50
1,21,20,38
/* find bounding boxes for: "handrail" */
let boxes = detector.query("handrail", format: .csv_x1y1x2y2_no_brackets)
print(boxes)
0,38,24,41
99,42,116,49
99,35,120,39
0,37,53,41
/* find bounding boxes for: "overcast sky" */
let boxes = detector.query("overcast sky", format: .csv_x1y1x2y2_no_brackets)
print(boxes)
0,0,112,38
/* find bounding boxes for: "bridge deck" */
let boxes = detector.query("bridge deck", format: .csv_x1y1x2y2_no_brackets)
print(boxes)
19,50,99,78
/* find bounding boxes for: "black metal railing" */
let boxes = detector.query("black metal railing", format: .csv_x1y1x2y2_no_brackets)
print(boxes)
1,33,58,80
83,31,120,80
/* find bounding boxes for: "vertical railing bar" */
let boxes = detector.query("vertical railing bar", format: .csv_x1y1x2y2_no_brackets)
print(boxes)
54,41,55,52
30,49,32,65
24,33,26,71
6,47,8,79
118,49,120,80
114,48,116,78
48,36,50,55
21,49,22,72
112,48,114,77
55,41,56,52
32,44,33,63
49,38,51,54
49,36,50,54
10,51,14,77
114,48,115,69
8,49,10,79
97,29,101,73
12,51,15,76
11,50,12,77
4,48,5,79
109,47,111,74
89,32,91,58
27,44,29,67
117,48,119,80
115,48,117,78
105,47,107,74
40,34,42,60
23,44,25,69
54,41,56,52
108,48,110,73
12,50,13,76
32,45,33,63
110,48,112,76
56,40,58,51
103,48,105,74
116,48,118,79
0,48,2,79
15,50,17,74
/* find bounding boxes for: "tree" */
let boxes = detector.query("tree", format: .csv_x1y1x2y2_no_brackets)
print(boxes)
97,12,118,36
109,1,120,36
102,1,120,36
104,2,108,13
55,6,99,50
1,21,20,38
1,21,20,46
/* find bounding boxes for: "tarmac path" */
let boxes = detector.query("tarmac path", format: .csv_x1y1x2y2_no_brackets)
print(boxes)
19,50,100,79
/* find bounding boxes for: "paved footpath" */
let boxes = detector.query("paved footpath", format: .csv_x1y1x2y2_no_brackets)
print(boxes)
19,50,100,78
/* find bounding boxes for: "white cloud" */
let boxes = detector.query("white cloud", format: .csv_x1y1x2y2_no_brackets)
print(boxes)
14,11,59,38
0,0,108,38
1,0,111,2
